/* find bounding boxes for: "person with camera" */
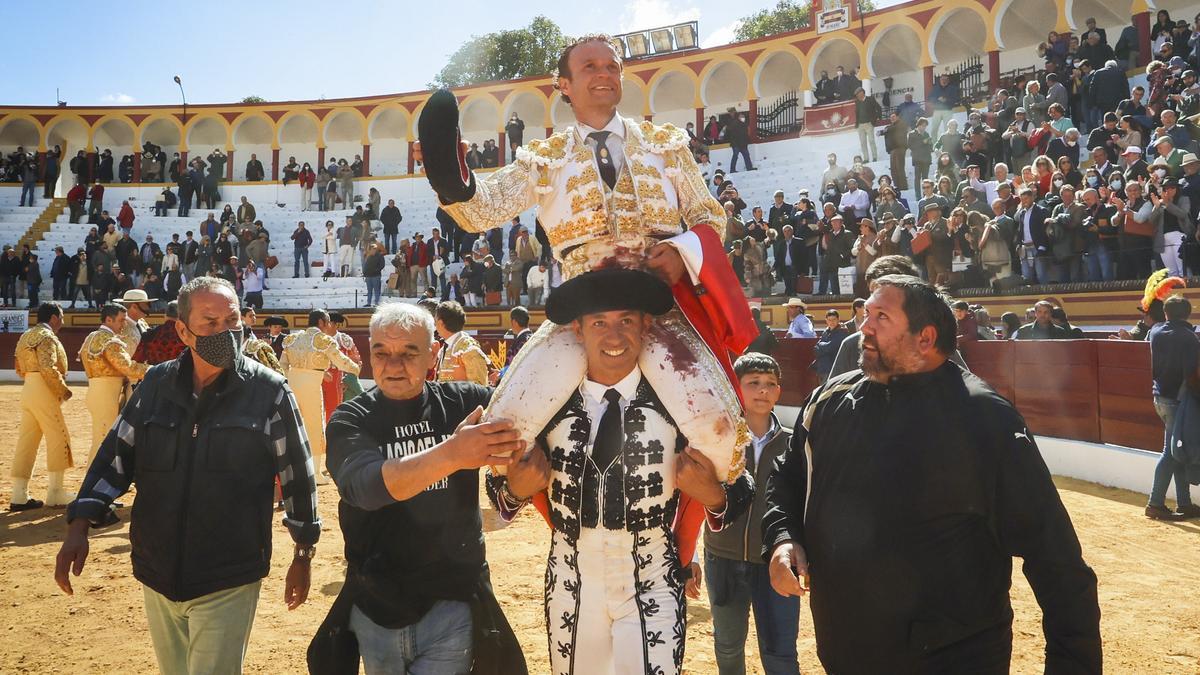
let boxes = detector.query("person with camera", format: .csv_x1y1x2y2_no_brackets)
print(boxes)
1114,179,1157,279
817,215,853,295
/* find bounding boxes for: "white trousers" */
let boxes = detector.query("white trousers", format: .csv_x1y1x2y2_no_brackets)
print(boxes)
13,373,73,479
1163,231,1186,277
546,528,684,675
86,376,125,464
323,251,336,275
338,245,356,275
288,369,327,460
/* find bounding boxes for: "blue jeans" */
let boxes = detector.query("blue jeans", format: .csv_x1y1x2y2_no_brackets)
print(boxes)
20,183,35,206
349,600,472,675
384,232,398,254
294,247,309,277
317,185,326,211
704,552,800,675
1085,242,1114,281
730,145,754,171
1150,396,1193,508
365,276,381,305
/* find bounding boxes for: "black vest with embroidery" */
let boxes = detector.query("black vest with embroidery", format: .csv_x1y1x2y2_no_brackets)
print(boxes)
539,377,686,541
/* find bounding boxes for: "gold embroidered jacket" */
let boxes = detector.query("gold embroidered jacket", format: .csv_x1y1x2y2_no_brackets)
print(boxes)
436,332,489,385
280,327,361,374
243,335,284,374
80,326,149,381
15,323,71,400
441,118,725,279
119,317,150,354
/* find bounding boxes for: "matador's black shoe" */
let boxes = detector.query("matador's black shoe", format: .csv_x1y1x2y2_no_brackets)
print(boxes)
418,89,477,205
8,498,44,512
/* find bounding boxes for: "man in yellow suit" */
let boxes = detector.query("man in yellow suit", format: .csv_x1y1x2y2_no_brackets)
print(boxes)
79,303,149,463
433,300,489,385
281,309,361,483
10,302,74,510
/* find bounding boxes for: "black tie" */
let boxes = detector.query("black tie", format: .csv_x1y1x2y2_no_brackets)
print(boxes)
588,131,617,189
591,389,623,471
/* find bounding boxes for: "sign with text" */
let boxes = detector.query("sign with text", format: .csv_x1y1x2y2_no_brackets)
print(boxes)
0,310,28,333
814,0,852,34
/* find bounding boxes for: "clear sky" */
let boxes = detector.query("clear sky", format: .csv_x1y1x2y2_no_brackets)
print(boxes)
4,0,897,107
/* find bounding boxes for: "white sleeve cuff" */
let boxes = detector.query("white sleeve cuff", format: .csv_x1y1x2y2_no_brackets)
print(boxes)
665,230,704,285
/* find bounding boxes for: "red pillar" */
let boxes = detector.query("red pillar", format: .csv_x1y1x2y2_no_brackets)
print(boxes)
226,150,235,181
545,126,553,138
923,65,935,114
317,147,325,170
180,151,188,171
87,151,97,182
271,148,280,181
406,141,415,175
748,99,759,142
1134,11,1151,67
644,114,653,122
132,150,141,183
36,152,46,185
497,132,505,167
695,107,704,132
988,50,1001,91
362,144,370,176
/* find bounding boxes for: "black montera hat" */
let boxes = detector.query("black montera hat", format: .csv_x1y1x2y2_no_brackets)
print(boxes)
545,268,674,325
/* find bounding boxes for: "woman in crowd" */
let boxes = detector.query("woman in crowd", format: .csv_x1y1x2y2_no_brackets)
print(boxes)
934,152,958,182
196,234,213,279
362,242,385,306
1057,155,1082,190
728,238,746,286
219,204,236,228
391,240,410,297
1116,115,1144,154
1033,155,1056,197
367,187,381,220
873,185,908,223
299,163,316,211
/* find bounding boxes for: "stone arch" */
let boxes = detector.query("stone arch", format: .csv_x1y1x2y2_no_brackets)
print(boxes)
929,5,993,65
867,20,929,77
616,76,648,120
458,96,502,148
231,114,275,180
1069,0,1130,35
807,34,865,84
184,114,228,154
994,0,1058,51
550,93,576,130
139,116,183,150
323,109,365,168
753,49,806,99
45,116,91,154
278,110,321,143
700,59,752,108
501,91,547,129
366,104,412,176
0,117,42,152
647,66,699,110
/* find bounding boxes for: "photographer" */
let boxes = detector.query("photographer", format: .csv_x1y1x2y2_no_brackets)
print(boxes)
1048,184,1087,281
1150,178,1194,276
718,182,746,216
1081,187,1118,281
1114,180,1156,279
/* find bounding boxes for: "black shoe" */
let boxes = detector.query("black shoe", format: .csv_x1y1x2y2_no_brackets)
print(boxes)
1175,504,1200,519
9,498,44,512
1145,504,1186,521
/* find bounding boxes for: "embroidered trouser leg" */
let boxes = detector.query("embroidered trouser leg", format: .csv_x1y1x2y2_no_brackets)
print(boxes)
86,376,124,464
288,369,327,459
546,528,685,675
12,373,73,479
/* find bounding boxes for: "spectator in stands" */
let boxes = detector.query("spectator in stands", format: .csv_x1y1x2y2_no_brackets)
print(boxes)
1151,178,1193,276
363,242,385,307
316,167,332,211
978,198,1017,280
838,178,870,221
378,199,402,255
703,115,722,144
298,163,316,211
818,215,854,295
1116,180,1155,279
1152,110,1191,154
526,263,546,306
953,300,979,343
505,113,525,161
725,107,754,173
337,160,355,208
245,153,265,181
928,73,959,137
726,204,748,246
1015,300,1070,339
1146,295,1200,520
1014,187,1052,282
482,254,502,304
280,156,299,185
908,117,933,188
773,225,804,297
43,146,60,199
852,218,880,284
1120,145,1149,184
50,247,70,302
68,248,90,308
814,70,836,105
743,235,770,296
784,298,814,338
767,190,794,236
811,310,849,382
822,153,849,192
853,89,881,163
883,112,909,190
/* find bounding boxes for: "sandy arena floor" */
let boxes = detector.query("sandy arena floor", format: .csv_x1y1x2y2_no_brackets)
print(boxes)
0,384,1198,674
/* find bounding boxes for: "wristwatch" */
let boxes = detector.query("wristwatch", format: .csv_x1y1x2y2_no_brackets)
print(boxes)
294,546,317,560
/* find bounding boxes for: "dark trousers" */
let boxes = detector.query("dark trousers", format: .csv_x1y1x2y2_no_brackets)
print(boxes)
69,203,83,224
0,277,15,306
1118,236,1153,280
889,150,908,189
52,277,67,300
20,182,36,206
730,144,754,172
178,193,192,217
384,232,398,254
294,248,310,277
818,268,841,295
704,552,801,675
43,173,58,198
913,162,930,189
26,283,39,307
244,291,263,309
778,265,798,296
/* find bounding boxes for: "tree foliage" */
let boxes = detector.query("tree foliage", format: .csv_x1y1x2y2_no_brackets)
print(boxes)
241,95,266,103
432,16,572,89
734,0,875,42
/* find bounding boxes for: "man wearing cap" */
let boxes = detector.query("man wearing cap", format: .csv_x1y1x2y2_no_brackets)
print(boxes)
133,300,188,366
1122,145,1150,183
487,267,753,675
281,309,362,483
784,298,815,338
9,303,74,511
1151,134,1187,177
113,288,154,355
1003,107,1035,169
80,303,149,463
1150,178,1193,276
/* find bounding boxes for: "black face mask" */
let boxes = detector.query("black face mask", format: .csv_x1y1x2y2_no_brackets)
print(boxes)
186,325,243,369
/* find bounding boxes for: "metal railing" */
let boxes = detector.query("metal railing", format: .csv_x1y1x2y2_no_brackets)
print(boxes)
755,91,804,138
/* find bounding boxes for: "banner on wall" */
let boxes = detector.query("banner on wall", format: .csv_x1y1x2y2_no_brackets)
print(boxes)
803,101,856,135
0,310,28,333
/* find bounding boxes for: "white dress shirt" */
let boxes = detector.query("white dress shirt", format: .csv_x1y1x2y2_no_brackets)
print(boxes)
839,188,870,218
580,366,641,448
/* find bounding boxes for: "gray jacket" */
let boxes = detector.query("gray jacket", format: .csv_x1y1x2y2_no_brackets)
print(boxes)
704,414,786,562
